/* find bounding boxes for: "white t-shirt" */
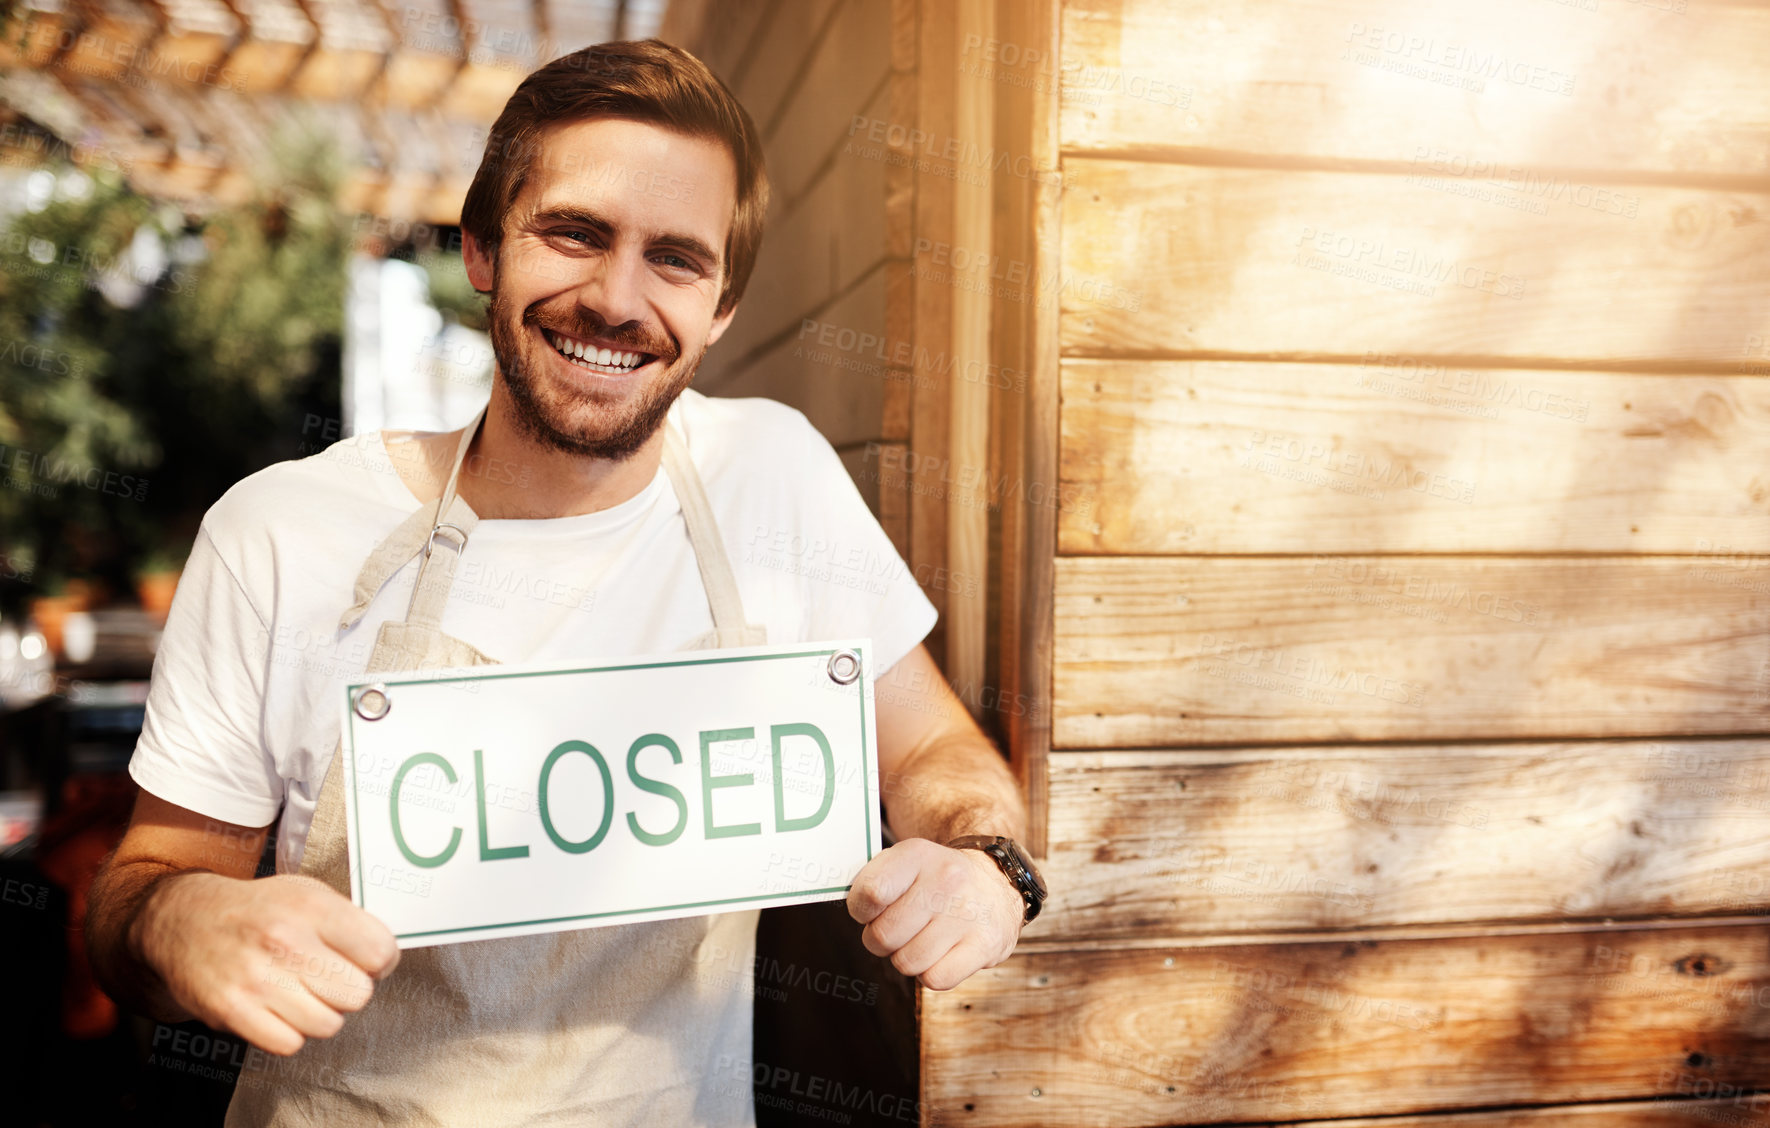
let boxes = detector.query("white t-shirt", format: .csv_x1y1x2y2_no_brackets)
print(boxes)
131,388,938,871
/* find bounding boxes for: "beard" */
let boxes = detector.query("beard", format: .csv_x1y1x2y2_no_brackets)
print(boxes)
486,283,706,462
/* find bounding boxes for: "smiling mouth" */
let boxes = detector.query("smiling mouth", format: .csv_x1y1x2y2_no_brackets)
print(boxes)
542,328,658,375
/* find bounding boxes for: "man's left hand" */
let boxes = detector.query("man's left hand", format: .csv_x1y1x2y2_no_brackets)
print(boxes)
846,838,1026,991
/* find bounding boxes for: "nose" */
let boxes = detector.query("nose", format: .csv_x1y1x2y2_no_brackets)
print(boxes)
572,241,650,330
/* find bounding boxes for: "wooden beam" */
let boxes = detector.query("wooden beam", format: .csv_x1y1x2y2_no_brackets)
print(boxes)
1053,555,1770,748
1059,359,1770,555
1057,161,1770,368
922,923,1770,1126
1040,740,1770,941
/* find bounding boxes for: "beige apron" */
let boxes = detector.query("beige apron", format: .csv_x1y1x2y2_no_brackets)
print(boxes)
228,409,769,1127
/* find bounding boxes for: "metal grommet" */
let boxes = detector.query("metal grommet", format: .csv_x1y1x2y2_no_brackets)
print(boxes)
827,649,861,685
354,684,392,721
423,522,470,559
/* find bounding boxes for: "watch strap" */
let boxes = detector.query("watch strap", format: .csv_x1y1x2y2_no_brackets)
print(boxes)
946,834,1043,924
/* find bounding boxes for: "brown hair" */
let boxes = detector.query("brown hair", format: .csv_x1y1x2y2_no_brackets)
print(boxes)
460,39,769,317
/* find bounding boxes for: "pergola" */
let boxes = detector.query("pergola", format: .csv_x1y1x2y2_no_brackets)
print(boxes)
0,0,668,224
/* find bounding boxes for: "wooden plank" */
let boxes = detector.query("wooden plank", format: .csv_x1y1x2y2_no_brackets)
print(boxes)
946,0,995,723
702,265,891,450
1058,160,1770,367
669,0,774,83
146,0,240,81
1052,556,1770,749
374,0,461,111
983,0,1059,855
765,0,892,206
1265,1100,1770,1127
216,0,315,94
921,923,1770,1127
1059,359,1770,555
1059,0,1770,178
734,0,838,138
904,0,958,666
1040,741,1770,941
60,0,159,81
713,79,890,372
288,0,391,101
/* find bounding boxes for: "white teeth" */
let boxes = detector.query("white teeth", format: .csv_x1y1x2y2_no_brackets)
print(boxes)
548,331,648,371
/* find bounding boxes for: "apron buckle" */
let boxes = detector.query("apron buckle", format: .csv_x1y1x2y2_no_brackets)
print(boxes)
424,522,470,559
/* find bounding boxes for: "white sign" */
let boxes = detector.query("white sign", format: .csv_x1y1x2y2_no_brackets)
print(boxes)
339,640,878,948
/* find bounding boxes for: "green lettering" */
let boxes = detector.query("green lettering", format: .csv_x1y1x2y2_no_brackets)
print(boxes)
771,723,835,832
539,740,614,854
700,727,761,839
625,733,688,846
474,748,530,861
390,753,461,868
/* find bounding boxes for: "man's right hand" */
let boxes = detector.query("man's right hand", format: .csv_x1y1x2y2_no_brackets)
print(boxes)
87,789,399,1056
135,870,399,1055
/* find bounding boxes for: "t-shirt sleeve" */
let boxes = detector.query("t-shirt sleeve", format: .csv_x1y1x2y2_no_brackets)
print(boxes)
789,422,939,681
130,525,284,828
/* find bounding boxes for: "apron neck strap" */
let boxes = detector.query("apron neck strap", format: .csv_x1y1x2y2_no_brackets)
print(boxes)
342,405,760,643
660,420,752,639
403,406,484,631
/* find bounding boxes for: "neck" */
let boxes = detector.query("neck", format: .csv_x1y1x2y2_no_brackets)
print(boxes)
453,383,667,520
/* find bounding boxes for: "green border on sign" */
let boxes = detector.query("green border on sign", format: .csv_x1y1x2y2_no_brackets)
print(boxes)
344,645,875,942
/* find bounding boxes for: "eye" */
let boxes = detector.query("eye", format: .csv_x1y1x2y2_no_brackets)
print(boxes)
652,251,696,271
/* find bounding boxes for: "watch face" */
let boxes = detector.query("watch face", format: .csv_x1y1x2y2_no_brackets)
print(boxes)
998,838,1047,900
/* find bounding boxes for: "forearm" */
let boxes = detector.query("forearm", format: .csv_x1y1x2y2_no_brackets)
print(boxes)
881,729,1027,846
86,857,208,1023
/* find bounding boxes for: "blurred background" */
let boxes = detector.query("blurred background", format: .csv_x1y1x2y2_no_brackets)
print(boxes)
4,1,1770,1127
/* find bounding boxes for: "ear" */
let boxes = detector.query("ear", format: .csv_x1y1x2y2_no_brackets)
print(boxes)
462,229,496,293
705,301,739,349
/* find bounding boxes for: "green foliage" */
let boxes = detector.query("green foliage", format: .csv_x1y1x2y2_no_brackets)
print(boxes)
0,123,350,610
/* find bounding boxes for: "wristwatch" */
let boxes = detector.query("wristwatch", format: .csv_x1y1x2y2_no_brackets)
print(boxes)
946,835,1047,924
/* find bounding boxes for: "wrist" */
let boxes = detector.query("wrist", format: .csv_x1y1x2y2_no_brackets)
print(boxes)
128,868,216,995
945,835,1046,925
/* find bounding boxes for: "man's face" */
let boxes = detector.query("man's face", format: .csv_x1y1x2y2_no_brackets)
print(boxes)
466,116,740,460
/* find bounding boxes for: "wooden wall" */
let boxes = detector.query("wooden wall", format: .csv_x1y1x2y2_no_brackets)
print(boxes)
676,0,908,543
917,0,1770,1126
678,0,1003,691
670,1,1770,1125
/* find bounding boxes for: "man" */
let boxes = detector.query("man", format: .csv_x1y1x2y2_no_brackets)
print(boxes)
85,38,1040,1126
